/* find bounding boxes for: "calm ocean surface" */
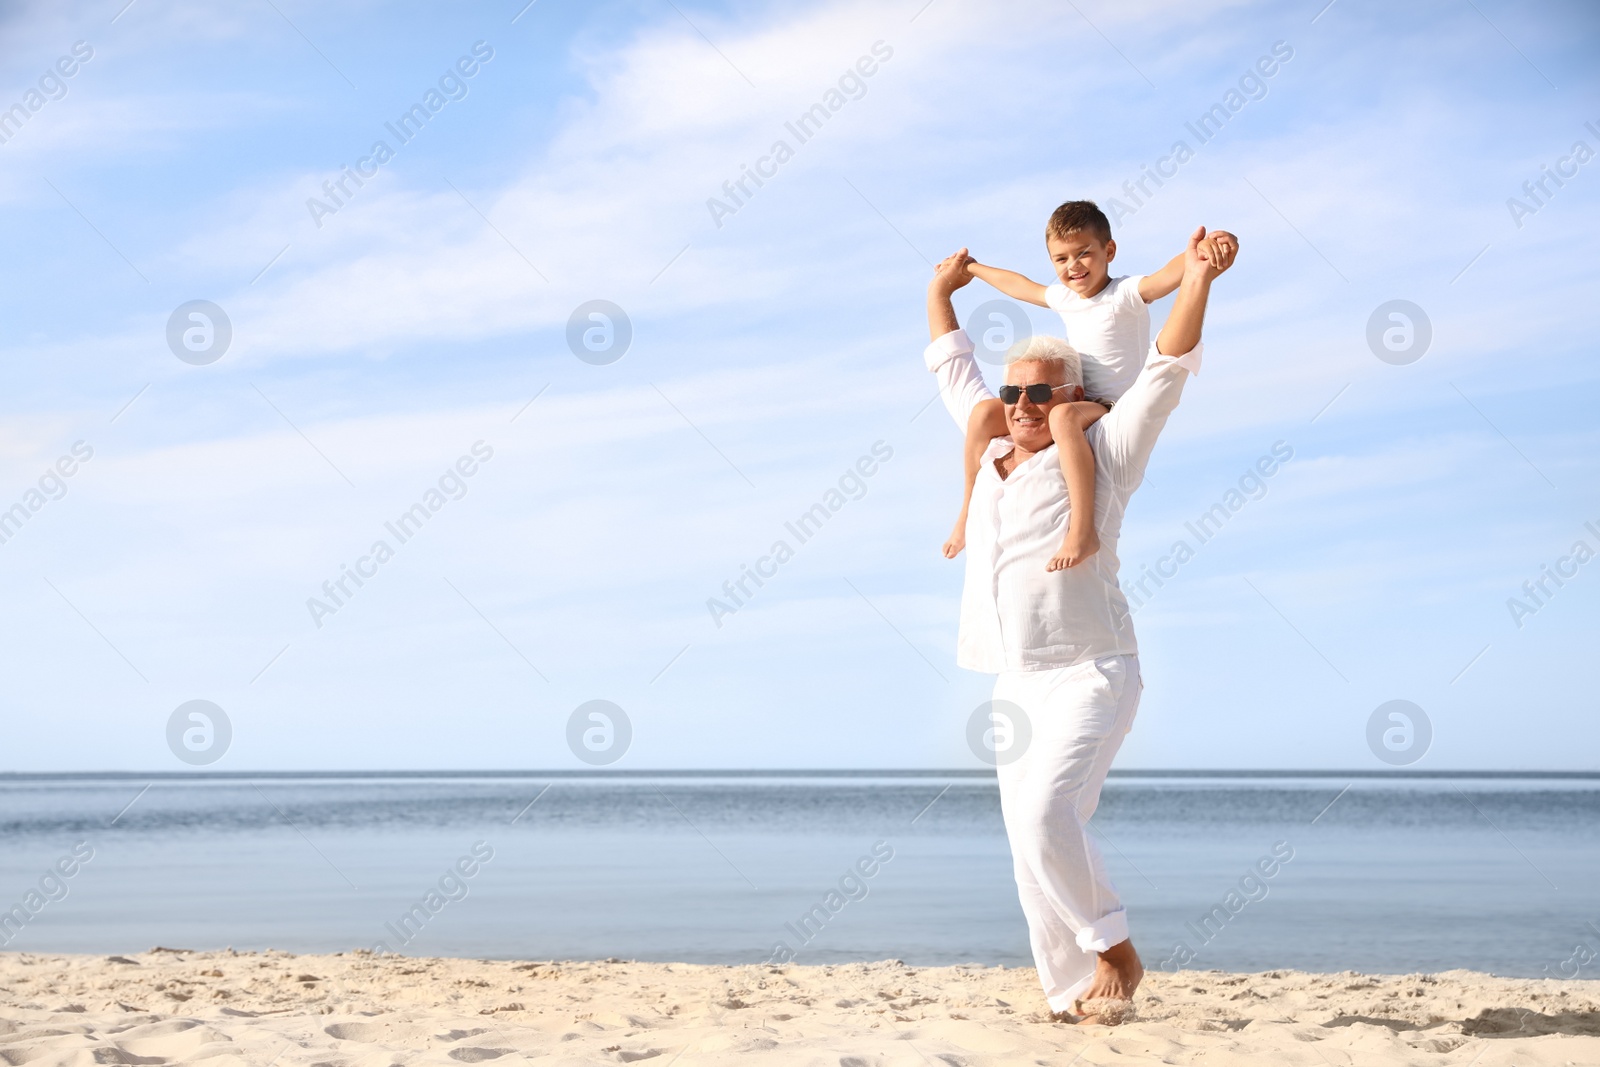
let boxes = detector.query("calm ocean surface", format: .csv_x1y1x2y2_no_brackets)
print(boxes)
3,773,1598,978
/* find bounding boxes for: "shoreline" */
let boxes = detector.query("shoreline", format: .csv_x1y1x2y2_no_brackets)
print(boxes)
5,950,1598,1065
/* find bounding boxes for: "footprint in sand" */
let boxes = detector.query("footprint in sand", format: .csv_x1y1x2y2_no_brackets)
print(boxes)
91,1049,167,1064
323,1022,388,1043
323,1020,438,1044
447,1049,518,1062
109,1019,233,1060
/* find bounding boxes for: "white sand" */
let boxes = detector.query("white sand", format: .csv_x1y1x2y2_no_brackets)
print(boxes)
4,949,1599,1065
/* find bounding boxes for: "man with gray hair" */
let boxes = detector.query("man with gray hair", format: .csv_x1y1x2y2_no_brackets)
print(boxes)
1008,334,1082,387
923,228,1236,1024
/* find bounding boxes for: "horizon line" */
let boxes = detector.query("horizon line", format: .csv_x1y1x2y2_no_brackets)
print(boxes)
2,768,1598,781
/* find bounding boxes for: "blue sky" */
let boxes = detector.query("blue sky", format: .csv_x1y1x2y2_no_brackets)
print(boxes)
1,0,1597,771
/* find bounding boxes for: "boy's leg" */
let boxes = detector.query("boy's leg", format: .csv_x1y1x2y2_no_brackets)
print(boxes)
1047,401,1108,571
945,398,1006,558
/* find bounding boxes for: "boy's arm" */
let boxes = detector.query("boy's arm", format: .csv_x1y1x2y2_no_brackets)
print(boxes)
1137,251,1186,303
968,262,1051,307
1138,230,1237,302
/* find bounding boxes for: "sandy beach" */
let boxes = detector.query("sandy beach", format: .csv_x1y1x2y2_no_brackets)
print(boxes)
3,949,1598,1066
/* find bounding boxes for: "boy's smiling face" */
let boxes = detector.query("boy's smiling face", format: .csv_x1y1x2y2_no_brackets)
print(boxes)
1047,230,1117,298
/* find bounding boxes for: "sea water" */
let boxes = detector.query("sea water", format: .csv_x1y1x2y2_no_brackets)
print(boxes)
2,773,1597,979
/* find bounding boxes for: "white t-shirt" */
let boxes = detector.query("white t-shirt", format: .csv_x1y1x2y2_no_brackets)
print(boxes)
1044,275,1149,404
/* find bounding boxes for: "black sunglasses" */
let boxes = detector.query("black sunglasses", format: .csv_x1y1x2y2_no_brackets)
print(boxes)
998,383,1070,404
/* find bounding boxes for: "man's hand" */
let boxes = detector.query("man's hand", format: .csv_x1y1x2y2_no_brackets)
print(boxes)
930,248,977,297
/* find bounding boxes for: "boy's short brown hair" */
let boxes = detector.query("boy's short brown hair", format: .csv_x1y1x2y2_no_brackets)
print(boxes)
1046,200,1112,245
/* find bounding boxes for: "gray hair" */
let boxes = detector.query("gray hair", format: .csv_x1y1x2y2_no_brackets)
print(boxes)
1004,335,1082,388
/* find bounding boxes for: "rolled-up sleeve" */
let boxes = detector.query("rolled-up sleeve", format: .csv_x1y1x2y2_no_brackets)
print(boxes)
925,329,994,430
1095,341,1203,490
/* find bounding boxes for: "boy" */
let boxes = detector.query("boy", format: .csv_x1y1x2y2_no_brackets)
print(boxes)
942,202,1236,570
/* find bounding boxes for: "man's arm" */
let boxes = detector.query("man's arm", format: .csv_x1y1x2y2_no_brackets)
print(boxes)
926,249,997,429
968,262,1050,307
1097,227,1239,487
927,249,969,340
1138,230,1237,303
1156,226,1232,354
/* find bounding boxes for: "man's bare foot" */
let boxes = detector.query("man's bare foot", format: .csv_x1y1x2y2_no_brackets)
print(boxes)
942,520,967,559
1071,940,1143,1025
1046,527,1099,571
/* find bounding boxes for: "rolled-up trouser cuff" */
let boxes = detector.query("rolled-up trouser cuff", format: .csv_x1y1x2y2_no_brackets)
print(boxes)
1076,908,1129,954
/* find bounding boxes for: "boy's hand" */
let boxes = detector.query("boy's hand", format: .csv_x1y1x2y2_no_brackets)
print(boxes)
1203,230,1239,274
930,248,976,297
1182,227,1237,282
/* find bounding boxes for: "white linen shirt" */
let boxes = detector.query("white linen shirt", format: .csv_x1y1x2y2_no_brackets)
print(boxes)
925,328,1202,673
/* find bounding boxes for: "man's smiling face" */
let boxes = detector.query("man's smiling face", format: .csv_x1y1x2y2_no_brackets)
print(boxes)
1047,230,1116,298
1002,359,1082,453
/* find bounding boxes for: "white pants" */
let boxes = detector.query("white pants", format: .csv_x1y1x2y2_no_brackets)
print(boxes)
993,655,1141,1012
